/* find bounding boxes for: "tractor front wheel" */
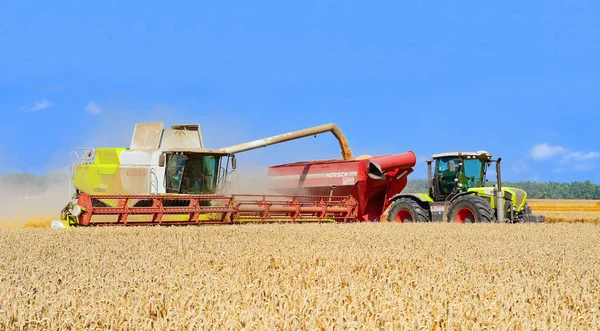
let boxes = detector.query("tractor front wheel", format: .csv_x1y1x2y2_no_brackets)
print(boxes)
447,195,494,223
387,198,430,223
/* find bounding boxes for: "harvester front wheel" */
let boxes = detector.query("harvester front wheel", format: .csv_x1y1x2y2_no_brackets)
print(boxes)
387,198,430,223
447,195,493,223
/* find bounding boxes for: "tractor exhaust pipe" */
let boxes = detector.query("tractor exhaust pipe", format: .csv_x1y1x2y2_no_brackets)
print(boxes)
219,123,353,161
496,158,504,223
427,160,433,196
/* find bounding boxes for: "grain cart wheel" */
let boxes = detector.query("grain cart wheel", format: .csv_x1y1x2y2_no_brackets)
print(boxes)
387,198,430,223
447,195,493,223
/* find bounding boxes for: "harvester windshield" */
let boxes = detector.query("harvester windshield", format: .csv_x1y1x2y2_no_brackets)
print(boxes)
165,153,221,194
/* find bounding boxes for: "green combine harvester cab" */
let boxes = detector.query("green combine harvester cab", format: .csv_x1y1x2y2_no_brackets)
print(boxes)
385,151,545,223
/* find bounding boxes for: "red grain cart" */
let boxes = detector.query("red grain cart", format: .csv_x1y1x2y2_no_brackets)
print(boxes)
267,152,417,221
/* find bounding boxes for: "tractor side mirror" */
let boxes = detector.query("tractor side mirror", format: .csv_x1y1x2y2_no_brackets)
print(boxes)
231,155,237,169
159,154,165,167
449,161,456,172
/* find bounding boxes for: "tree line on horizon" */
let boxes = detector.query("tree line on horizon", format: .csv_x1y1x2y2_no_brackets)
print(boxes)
404,179,600,199
1,172,600,200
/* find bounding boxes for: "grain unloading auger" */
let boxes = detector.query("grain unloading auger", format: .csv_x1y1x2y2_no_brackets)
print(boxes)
60,122,417,226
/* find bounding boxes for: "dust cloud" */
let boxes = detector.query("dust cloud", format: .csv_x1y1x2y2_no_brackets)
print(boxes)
0,171,70,226
222,171,277,195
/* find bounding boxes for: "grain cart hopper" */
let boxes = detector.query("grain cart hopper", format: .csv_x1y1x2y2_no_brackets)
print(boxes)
60,122,362,226
382,151,546,223
267,153,417,221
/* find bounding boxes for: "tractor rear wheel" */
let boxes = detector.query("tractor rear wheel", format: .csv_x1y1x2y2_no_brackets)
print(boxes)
387,198,430,223
447,195,494,223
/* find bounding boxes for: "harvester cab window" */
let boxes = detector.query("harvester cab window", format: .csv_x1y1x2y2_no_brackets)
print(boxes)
180,154,219,194
165,154,187,193
165,153,221,194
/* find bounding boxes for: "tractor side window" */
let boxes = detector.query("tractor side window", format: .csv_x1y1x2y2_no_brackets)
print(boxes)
462,159,485,188
165,154,187,193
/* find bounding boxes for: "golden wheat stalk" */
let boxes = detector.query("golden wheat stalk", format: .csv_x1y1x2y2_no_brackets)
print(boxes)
0,223,598,329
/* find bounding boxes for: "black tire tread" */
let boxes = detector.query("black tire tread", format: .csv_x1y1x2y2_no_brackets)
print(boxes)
448,195,494,223
387,197,430,222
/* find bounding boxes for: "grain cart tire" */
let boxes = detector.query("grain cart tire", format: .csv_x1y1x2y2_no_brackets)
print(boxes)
447,195,493,223
387,198,430,223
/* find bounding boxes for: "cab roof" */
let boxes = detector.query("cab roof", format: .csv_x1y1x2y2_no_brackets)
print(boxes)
164,148,233,156
432,151,492,159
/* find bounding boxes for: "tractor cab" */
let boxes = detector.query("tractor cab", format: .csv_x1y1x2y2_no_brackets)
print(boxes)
428,151,492,200
162,151,236,194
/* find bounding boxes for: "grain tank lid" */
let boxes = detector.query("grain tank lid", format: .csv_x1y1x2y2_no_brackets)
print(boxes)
170,124,199,131
130,122,205,150
130,122,164,150
159,126,204,150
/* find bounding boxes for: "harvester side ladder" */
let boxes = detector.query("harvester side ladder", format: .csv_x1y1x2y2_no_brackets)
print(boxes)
149,168,159,195
69,148,96,200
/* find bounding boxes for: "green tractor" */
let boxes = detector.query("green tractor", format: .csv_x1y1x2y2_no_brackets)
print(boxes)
385,151,545,223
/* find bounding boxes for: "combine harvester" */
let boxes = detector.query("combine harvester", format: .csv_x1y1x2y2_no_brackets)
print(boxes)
59,122,417,226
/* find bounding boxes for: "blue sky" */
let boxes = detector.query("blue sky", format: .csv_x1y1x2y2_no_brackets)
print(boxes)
1,1,599,182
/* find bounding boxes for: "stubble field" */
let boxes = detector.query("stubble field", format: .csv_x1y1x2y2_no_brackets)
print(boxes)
1,222,598,329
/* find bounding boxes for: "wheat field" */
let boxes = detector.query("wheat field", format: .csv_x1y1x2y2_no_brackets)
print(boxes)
528,199,600,210
528,199,600,224
1,223,598,329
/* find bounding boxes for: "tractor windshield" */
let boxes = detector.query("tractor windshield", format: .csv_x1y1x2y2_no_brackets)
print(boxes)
165,153,221,194
435,156,487,195
461,159,486,189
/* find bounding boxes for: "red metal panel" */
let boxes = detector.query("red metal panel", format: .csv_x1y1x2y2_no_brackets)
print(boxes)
368,152,416,172
268,160,363,189
267,152,417,221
